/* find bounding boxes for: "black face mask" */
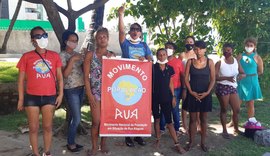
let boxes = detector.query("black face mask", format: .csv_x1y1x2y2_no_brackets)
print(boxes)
185,44,194,51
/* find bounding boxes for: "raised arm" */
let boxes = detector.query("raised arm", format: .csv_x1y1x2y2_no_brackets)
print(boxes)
118,5,126,44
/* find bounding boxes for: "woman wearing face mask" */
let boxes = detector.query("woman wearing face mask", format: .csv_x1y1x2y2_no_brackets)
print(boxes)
237,37,263,120
215,43,245,139
59,30,85,152
159,42,185,136
17,26,63,156
180,36,197,134
152,48,186,154
118,4,153,147
184,41,215,152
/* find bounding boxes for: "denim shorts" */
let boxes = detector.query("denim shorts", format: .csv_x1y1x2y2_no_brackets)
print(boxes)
24,94,56,107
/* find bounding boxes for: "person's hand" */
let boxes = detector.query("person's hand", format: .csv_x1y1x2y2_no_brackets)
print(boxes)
138,56,145,61
71,54,82,62
55,94,63,109
118,4,125,16
197,92,209,100
89,96,98,109
17,99,24,111
106,51,115,58
237,74,246,81
226,76,235,83
190,91,201,102
172,97,176,108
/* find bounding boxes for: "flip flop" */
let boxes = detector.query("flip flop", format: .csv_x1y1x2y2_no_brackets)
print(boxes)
201,144,209,152
221,132,230,139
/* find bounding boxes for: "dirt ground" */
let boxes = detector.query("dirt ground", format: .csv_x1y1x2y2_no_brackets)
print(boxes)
0,111,243,156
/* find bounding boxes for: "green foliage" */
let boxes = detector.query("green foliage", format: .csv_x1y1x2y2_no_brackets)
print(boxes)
0,62,18,83
108,0,270,55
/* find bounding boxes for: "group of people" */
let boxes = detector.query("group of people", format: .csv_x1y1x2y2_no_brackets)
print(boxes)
16,5,263,156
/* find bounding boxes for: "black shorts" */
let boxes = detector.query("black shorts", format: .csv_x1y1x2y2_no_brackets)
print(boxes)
152,100,173,124
24,94,56,107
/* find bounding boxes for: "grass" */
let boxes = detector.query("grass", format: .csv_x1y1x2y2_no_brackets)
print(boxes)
0,62,18,83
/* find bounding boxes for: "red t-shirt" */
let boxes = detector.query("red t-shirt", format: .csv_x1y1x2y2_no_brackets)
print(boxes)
17,50,62,96
168,57,184,88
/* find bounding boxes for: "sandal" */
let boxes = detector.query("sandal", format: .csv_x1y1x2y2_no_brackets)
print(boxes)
221,132,230,139
174,142,186,154
87,149,97,156
200,144,208,152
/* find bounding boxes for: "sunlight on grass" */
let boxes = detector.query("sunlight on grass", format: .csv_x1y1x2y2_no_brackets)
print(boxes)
0,62,18,82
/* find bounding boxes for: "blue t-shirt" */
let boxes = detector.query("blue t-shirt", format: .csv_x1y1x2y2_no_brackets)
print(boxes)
120,39,152,59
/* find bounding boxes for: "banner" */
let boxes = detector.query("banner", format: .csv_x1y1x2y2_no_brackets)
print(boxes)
100,58,152,137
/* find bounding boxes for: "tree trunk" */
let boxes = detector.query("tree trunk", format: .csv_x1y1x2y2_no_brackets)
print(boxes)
41,0,65,49
0,0,22,54
84,1,105,51
0,0,3,18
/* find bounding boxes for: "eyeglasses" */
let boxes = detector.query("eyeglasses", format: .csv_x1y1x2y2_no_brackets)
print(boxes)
32,33,48,39
130,27,141,32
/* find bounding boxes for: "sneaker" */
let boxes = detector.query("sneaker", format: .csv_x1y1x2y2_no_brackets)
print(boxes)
134,137,146,146
125,137,135,147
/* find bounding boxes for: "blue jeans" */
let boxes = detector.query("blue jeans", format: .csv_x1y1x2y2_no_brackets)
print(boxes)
160,88,181,131
64,86,85,145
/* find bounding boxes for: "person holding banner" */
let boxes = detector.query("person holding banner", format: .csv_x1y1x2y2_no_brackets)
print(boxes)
84,27,115,156
152,48,186,154
184,41,215,152
118,5,153,147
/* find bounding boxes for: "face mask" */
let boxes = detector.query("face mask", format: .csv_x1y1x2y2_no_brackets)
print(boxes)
67,41,78,50
245,47,254,53
156,59,168,64
36,37,48,49
185,44,194,51
223,51,232,58
166,49,174,56
129,37,141,44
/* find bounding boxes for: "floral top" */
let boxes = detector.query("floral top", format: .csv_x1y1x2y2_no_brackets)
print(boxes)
60,51,84,89
90,52,102,101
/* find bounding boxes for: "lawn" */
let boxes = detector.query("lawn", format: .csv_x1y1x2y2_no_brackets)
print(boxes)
0,62,18,83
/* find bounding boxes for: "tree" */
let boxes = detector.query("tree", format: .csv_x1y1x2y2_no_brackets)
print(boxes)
108,0,270,54
26,0,109,47
84,0,105,51
0,0,22,54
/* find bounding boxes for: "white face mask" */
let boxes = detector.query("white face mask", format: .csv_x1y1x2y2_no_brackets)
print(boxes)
245,47,254,53
67,41,78,50
129,37,141,44
36,37,48,49
156,59,168,64
166,48,174,56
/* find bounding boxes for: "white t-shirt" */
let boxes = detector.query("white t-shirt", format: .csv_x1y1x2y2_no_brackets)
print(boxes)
217,56,239,88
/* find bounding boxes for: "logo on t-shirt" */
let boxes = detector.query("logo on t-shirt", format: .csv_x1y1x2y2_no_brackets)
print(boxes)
33,59,52,79
129,47,144,59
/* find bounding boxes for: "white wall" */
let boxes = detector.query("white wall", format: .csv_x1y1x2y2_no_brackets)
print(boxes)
0,30,122,55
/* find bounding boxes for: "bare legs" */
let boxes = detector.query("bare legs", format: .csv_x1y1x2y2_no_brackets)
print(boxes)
246,100,255,118
26,105,55,156
187,112,208,152
181,109,188,133
89,101,107,155
154,118,185,154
